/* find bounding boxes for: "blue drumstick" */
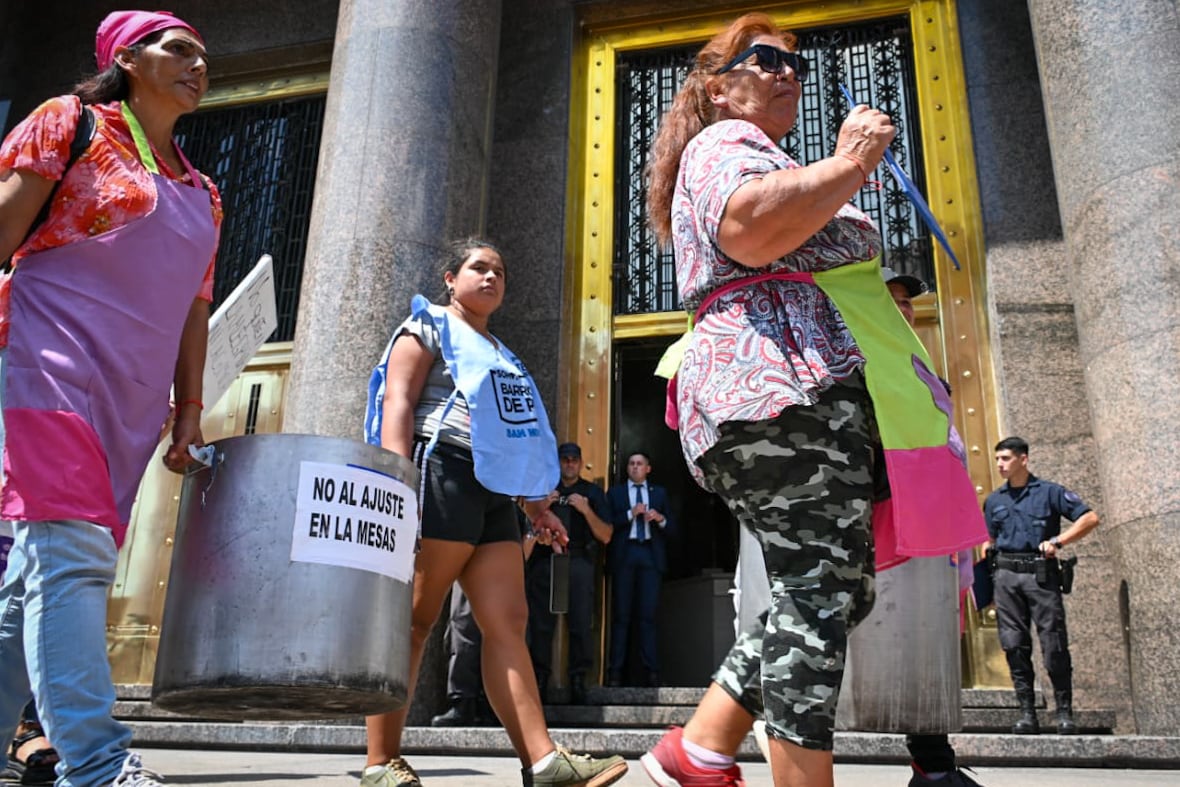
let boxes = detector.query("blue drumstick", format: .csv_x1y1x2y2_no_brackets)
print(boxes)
839,83,962,271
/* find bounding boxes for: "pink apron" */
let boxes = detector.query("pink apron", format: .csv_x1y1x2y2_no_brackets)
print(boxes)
1,103,216,547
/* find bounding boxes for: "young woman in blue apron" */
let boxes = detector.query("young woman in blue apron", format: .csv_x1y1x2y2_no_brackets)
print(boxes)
0,10,219,787
361,239,627,787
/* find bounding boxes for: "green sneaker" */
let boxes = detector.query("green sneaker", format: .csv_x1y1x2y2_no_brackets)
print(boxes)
522,745,628,787
360,756,422,787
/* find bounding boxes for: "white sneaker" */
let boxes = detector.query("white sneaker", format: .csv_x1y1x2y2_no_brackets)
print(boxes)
110,753,165,786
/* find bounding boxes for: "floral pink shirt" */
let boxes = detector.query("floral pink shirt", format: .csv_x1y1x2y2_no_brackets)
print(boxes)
672,119,882,487
0,96,221,348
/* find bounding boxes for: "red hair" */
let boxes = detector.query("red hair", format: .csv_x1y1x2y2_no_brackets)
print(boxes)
645,13,796,247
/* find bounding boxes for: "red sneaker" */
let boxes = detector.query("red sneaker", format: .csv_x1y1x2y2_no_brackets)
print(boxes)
640,726,745,787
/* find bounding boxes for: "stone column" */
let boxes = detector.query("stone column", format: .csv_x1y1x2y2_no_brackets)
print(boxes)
1026,0,1180,734
284,0,502,724
285,0,502,438
961,0,1130,725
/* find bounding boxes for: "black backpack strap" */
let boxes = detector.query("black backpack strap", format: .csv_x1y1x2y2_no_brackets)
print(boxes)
2,103,95,271
70,105,95,162
28,104,94,234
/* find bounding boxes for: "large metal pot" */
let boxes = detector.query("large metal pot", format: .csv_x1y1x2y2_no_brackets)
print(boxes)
836,556,962,733
737,528,962,733
152,433,419,720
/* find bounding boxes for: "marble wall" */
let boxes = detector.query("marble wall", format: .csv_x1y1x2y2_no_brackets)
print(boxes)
958,0,1134,731
486,0,578,421
1025,0,1180,735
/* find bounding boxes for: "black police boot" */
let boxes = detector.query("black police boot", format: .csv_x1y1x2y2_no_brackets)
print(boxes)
431,696,476,727
1006,652,1040,735
569,673,587,706
1012,694,1040,735
1054,689,1078,735
1012,707,1040,735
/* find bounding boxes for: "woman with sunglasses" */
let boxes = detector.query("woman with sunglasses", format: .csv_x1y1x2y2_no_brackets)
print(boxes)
0,9,219,786
641,12,898,787
360,238,627,787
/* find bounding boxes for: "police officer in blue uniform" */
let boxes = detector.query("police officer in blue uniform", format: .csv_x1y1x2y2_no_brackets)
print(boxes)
983,437,1100,735
525,443,613,705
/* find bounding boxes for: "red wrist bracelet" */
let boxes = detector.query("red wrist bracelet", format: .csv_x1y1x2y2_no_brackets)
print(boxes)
176,398,204,412
836,152,882,191
836,152,869,182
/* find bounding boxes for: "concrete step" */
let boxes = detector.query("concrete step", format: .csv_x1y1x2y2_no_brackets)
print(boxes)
534,705,1114,734
119,684,1045,709
120,720,1180,768
113,698,1113,736
557,686,1050,708
961,688,1047,708
959,707,1114,734
117,685,1103,733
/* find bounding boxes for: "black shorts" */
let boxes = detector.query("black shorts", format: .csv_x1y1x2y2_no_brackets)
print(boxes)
412,439,522,545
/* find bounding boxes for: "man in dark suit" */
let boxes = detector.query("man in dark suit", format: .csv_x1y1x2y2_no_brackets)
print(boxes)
606,451,674,687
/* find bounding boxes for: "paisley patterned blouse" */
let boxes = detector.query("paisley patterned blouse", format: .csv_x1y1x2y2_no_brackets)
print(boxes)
0,96,221,348
672,119,882,487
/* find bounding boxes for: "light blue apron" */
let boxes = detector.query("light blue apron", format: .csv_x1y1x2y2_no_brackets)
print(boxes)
366,295,558,499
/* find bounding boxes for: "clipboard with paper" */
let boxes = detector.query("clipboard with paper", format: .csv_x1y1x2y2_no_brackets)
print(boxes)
201,254,279,409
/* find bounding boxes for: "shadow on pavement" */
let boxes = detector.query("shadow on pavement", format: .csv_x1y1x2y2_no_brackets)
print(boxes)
163,766,494,784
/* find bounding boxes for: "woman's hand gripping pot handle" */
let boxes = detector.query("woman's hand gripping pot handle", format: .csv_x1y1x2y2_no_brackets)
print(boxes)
521,497,569,553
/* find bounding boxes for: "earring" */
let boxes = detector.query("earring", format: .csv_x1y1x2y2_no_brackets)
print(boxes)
446,285,455,298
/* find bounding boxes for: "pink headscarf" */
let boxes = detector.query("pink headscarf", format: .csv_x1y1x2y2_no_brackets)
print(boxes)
95,10,204,72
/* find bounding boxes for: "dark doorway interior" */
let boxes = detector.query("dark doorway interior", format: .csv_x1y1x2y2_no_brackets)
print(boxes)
612,338,737,580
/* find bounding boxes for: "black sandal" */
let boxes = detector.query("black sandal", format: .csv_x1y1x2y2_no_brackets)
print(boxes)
7,723,58,786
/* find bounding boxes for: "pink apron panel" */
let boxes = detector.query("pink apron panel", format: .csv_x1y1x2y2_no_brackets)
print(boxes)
881,444,988,560
2,169,215,546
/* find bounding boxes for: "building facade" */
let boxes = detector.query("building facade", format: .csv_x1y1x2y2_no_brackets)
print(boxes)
2,0,1176,734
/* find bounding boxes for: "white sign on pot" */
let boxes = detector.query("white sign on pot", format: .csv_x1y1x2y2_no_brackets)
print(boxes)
290,461,417,583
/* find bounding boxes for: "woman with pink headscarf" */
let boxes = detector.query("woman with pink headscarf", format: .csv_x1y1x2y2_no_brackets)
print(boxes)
0,9,219,786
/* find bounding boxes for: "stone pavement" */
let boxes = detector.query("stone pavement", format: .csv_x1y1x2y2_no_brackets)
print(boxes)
134,748,1180,786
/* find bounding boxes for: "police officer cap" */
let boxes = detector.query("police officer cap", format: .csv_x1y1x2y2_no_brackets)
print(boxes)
881,266,928,297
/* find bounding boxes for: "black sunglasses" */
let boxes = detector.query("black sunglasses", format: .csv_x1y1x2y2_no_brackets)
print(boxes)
716,44,810,83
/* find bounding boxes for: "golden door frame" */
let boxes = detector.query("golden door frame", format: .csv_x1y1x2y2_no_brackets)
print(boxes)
562,0,1009,686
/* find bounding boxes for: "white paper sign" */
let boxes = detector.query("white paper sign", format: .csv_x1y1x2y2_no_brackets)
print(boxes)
203,254,278,410
290,461,418,583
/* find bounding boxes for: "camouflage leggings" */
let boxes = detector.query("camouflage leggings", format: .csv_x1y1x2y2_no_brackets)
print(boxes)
701,374,877,751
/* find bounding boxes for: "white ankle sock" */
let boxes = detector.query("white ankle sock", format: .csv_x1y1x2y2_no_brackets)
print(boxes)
364,765,388,776
681,737,734,770
530,751,558,773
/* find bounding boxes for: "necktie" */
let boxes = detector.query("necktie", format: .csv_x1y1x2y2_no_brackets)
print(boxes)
635,484,647,541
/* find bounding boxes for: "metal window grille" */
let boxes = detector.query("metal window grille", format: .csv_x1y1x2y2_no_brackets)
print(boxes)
613,17,933,316
175,94,326,342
